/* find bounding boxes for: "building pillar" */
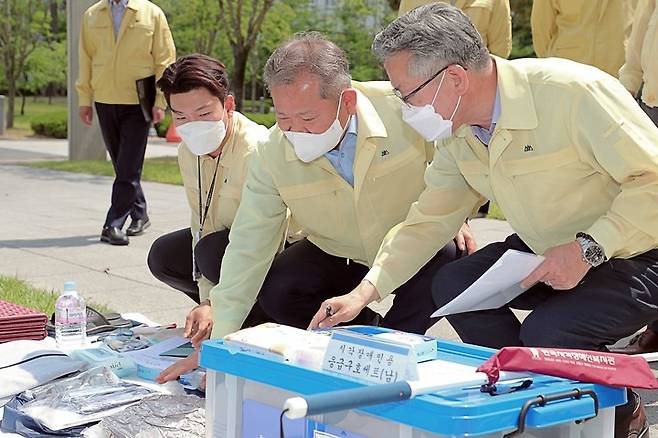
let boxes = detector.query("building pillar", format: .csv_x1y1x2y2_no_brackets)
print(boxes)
67,0,106,160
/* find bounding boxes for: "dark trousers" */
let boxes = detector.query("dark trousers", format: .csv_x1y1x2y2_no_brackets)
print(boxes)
147,228,270,327
432,234,658,350
638,96,658,333
95,103,150,229
258,239,462,334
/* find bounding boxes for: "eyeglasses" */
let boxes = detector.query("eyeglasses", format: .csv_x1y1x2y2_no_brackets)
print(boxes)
393,65,449,104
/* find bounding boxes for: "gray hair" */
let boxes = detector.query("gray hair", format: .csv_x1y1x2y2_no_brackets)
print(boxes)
263,31,352,99
372,3,490,78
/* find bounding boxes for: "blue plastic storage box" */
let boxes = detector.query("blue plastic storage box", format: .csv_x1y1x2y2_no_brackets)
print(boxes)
200,338,626,438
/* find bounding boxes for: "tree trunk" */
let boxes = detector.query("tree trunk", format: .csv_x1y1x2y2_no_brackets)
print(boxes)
232,49,248,112
49,0,58,36
20,91,26,116
6,77,16,129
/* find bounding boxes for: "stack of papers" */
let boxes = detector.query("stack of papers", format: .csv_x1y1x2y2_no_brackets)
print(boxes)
432,250,545,317
0,301,47,343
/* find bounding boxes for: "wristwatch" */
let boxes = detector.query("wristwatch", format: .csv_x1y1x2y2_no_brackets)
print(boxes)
575,232,607,267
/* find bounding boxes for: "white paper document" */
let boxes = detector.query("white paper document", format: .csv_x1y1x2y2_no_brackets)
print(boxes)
122,336,188,372
431,249,545,318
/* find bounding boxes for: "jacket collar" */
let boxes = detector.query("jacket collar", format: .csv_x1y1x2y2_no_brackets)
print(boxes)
455,56,538,138
99,0,137,11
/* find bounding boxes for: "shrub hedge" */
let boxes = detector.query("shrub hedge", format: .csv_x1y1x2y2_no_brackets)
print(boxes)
30,111,67,138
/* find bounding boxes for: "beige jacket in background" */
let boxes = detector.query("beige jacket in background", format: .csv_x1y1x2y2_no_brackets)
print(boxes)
178,112,270,301
209,81,434,338
365,56,658,299
76,0,176,108
398,0,512,58
619,0,658,107
531,0,633,77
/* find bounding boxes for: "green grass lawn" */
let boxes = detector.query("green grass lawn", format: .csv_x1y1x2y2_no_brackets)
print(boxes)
487,202,506,220
27,156,183,186
6,96,67,137
0,275,113,316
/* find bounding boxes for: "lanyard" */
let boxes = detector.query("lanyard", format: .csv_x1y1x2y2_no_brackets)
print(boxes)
197,155,221,236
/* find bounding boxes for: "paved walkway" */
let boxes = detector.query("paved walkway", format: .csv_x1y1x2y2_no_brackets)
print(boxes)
0,139,656,432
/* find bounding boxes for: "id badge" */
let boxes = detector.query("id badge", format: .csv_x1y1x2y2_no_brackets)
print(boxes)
192,230,202,281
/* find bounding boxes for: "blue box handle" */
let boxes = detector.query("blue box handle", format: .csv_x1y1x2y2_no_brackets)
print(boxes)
504,388,599,437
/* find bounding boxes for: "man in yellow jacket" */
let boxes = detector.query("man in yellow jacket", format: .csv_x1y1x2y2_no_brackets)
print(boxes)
399,0,512,58
531,0,633,77
312,4,656,436
76,0,175,245
207,32,474,341
613,0,658,355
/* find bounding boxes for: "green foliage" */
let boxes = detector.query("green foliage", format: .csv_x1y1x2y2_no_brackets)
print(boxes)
22,41,67,94
0,0,52,127
330,0,393,82
510,0,534,59
30,110,67,138
153,0,233,67
293,0,392,82
244,112,276,128
155,111,172,138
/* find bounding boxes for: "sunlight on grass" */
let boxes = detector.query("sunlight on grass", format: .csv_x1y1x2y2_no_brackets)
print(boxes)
0,275,113,316
26,156,182,186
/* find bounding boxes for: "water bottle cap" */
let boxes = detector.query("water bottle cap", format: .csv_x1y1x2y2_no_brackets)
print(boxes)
63,281,76,292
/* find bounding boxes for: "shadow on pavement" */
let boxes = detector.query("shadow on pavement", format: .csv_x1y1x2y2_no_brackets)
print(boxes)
0,235,100,249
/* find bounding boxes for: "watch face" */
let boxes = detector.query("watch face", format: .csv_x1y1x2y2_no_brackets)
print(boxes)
585,245,605,266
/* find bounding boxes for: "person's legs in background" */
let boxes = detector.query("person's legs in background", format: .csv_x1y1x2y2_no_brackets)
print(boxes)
95,103,150,245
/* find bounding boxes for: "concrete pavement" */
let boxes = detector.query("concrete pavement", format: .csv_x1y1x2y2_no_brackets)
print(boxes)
0,138,656,433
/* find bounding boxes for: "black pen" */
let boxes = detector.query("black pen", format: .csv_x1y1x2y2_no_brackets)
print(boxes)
319,304,333,326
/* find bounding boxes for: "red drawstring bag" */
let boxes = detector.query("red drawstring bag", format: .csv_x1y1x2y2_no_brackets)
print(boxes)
477,347,658,389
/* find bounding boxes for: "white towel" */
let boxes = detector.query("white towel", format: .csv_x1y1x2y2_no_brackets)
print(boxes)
0,338,84,399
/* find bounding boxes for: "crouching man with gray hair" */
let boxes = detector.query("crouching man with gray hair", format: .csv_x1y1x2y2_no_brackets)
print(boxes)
206,31,475,341
314,4,658,437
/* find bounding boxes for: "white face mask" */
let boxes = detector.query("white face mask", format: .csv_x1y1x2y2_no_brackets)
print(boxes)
177,109,227,156
401,72,461,142
283,93,348,163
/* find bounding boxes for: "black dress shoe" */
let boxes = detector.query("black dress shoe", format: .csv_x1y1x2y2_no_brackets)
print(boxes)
126,218,150,236
100,226,129,245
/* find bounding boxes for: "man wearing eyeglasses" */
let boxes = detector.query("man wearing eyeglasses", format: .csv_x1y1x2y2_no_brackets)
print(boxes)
310,4,658,437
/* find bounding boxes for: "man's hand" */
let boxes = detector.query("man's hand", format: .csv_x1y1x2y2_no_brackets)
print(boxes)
155,350,199,384
185,299,212,348
521,241,591,290
152,107,165,124
79,106,93,125
455,222,477,254
308,280,380,329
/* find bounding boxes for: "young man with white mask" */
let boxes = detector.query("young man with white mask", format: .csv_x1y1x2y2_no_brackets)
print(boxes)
147,54,271,347
311,4,658,437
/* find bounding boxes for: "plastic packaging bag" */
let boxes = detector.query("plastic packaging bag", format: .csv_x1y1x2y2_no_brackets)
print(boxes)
477,346,658,389
82,394,204,438
18,367,157,431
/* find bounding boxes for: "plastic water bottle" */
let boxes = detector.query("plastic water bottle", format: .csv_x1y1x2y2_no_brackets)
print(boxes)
55,281,87,349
